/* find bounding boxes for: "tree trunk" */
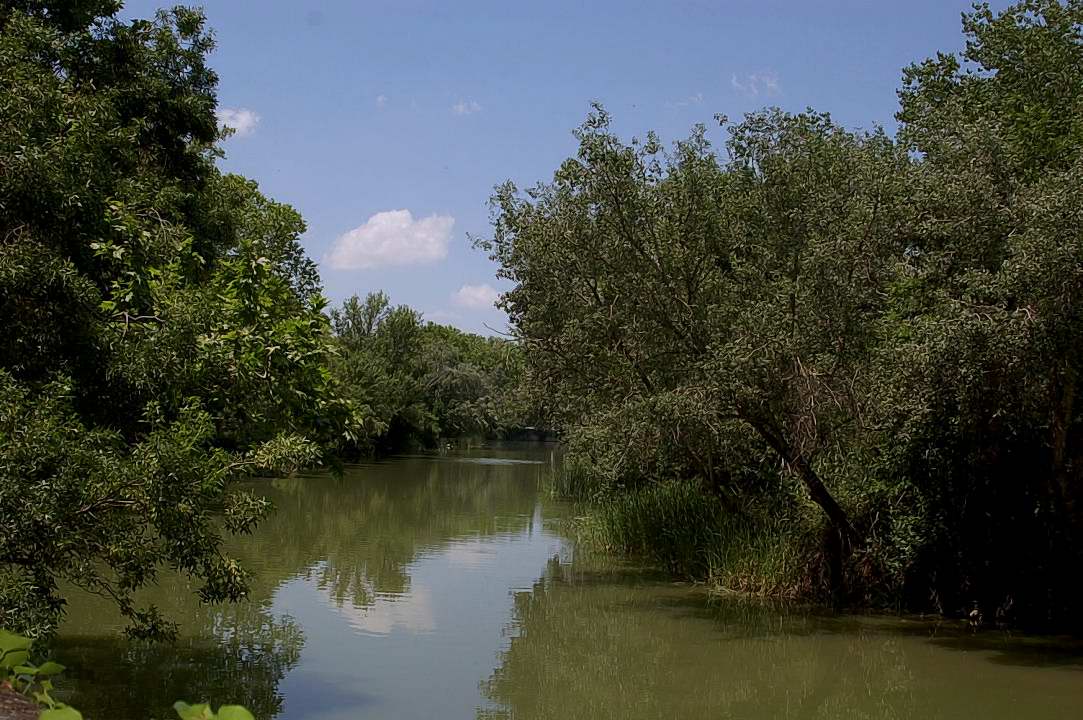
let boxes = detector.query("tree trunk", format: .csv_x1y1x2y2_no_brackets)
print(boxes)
1051,367,1081,527
747,416,857,545
788,453,858,545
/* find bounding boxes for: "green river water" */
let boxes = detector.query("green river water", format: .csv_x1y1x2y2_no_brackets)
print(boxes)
53,443,1083,719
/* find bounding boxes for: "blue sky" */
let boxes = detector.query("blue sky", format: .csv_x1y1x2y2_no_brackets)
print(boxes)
122,0,1010,335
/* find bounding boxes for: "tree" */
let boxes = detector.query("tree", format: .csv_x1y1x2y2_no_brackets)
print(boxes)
481,106,910,555
879,0,1083,618
482,1,1083,622
0,3,359,638
329,292,529,454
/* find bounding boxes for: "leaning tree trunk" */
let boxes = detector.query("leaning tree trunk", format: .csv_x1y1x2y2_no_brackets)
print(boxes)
746,416,857,598
747,418,855,537
1051,366,1082,529
784,452,858,545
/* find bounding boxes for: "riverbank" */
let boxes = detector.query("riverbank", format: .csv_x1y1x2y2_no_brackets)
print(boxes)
557,469,1080,633
37,448,1083,718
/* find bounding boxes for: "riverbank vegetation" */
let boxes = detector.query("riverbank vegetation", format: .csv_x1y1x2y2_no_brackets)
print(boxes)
0,0,361,640
4,0,1083,663
329,292,530,455
481,1,1083,629
0,0,524,643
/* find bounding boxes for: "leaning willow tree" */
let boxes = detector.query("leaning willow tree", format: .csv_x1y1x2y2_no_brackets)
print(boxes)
482,1,1083,625
0,2,360,638
483,106,913,592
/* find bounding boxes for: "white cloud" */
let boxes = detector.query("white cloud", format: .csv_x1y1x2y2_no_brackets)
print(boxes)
215,107,260,137
452,283,500,309
666,92,704,108
447,539,496,569
323,583,436,636
730,71,781,97
326,210,454,270
375,94,388,109
451,99,482,116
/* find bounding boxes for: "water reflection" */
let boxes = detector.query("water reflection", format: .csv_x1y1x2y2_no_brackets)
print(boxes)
236,453,548,606
481,558,1083,720
324,573,437,637
52,444,1083,720
55,596,302,719
55,444,559,720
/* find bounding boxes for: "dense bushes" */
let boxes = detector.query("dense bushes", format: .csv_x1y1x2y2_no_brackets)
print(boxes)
485,1,1083,628
329,291,531,454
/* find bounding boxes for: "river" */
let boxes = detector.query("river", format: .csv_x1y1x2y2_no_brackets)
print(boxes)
53,443,1083,719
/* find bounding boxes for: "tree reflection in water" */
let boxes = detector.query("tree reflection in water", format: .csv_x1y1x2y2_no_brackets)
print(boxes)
481,556,1083,720
53,448,549,719
54,598,302,719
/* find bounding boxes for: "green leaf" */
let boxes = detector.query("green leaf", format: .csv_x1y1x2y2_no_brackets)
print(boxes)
35,662,66,677
0,649,29,670
173,701,213,720
216,706,255,720
13,664,38,675
0,630,32,655
40,708,83,720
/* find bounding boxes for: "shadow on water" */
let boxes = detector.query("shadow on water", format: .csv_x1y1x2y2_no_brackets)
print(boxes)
930,635,1083,669
480,555,1083,720
547,557,1083,672
53,601,302,719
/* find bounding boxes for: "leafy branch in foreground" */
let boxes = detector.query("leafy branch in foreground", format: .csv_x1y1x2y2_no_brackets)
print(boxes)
173,702,254,720
1,629,71,716
2,627,256,720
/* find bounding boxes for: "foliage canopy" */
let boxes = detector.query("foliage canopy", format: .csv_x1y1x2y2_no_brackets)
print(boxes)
481,0,1083,624
0,1,359,638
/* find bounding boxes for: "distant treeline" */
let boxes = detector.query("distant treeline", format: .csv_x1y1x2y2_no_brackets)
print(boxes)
328,291,534,455
479,1,1083,629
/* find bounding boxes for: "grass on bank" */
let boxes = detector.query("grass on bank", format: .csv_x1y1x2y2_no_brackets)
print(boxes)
553,461,830,600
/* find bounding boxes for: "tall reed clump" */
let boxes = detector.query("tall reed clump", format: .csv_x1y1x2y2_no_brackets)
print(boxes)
557,454,832,598
703,509,825,600
546,453,599,501
575,480,723,576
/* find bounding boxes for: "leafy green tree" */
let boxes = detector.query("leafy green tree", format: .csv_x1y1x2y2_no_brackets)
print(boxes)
0,2,359,638
330,292,529,453
481,106,910,554
878,0,1083,619
481,1,1083,622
